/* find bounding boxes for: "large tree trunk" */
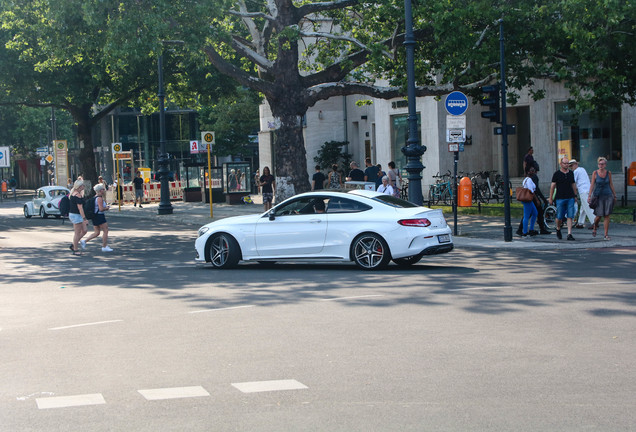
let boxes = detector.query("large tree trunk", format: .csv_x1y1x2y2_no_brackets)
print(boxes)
271,112,311,203
74,108,98,185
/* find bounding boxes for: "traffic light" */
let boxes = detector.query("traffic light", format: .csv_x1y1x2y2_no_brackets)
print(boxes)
480,84,500,123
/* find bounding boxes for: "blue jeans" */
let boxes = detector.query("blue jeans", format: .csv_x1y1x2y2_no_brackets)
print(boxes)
556,198,576,220
522,201,538,234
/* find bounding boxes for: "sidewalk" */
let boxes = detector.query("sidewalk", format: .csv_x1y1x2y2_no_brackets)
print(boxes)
3,189,634,250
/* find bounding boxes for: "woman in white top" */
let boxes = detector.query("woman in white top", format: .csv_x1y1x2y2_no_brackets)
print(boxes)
377,176,394,195
521,167,538,236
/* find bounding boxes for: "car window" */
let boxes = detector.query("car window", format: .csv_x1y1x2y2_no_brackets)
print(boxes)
326,197,372,213
38,190,46,199
275,197,326,215
372,195,419,208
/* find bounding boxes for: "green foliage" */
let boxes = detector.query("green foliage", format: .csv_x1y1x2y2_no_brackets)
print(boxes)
0,105,74,156
313,141,352,173
197,86,261,157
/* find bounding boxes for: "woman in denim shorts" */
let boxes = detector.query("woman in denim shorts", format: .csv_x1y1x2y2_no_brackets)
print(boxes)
68,179,88,255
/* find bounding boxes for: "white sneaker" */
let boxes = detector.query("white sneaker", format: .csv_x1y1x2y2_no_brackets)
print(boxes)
80,239,86,250
102,246,113,252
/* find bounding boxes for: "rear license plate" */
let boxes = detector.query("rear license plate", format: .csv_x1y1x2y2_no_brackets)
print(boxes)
437,234,450,243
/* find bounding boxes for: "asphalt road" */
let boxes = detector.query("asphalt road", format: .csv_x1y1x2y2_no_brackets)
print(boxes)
1,213,635,431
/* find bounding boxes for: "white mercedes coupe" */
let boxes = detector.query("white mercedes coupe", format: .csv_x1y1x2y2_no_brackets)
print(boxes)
195,190,453,270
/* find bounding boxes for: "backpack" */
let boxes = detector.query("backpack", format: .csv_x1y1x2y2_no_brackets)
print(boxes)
83,196,97,219
59,195,70,216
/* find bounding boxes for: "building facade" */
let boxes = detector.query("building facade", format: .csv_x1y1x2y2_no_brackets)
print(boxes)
258,79,635,197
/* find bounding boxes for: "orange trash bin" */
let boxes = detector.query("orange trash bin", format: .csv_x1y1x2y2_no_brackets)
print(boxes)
628,162,636,186
458,176,472,207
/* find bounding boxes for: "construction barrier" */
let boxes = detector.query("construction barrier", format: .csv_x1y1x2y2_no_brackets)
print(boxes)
106,181,183,204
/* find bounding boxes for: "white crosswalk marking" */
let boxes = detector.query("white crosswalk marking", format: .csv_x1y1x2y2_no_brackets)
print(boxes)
232,379,308,393
138,386,210,400
36,393,106,409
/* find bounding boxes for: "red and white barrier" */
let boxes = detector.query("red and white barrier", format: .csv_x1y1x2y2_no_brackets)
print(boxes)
106,181,183,204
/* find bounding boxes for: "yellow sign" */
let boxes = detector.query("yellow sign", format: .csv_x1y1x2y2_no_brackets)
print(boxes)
52,140,68,186
201,131,215,150
45,154,54,163
112,142,123,153
557,140,571,163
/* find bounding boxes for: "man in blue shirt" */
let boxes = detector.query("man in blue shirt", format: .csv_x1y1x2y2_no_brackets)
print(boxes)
363,158,379,183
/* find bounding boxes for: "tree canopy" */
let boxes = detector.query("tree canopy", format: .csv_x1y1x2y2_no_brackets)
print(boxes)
200,0,635,200
1,0,633,192
0,0,220,183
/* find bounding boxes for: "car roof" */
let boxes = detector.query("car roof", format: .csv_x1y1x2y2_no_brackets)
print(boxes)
286,190,379,201
38,186,70,192
347,189,384,199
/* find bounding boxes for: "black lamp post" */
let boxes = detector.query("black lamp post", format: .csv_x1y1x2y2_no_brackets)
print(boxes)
156,53,172,215
401,0,426,205
156,41,184,215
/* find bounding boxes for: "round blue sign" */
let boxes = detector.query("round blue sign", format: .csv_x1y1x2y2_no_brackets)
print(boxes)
445,91,468,116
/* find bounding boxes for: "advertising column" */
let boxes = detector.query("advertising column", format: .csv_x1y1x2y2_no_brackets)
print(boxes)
53,140,69,186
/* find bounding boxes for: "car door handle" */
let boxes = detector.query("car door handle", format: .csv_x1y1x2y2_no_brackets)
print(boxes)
309,219,322,223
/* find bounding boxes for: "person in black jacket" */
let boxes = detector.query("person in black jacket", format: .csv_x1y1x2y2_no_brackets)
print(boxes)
516,166,551,236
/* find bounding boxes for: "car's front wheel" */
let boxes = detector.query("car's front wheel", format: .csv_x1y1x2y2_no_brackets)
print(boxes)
351,233,391,270
24,205,32,218
207,233,241,269
39,206,48,219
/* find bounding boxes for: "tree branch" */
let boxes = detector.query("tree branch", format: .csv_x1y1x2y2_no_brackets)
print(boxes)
228,9,276,22
231,36,274,70
298,30,394,59
297,0,360,18
305,82,455,106
302,30,424,87
203,45,274,96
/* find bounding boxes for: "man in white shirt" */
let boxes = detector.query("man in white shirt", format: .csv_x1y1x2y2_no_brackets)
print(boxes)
569,159,594,228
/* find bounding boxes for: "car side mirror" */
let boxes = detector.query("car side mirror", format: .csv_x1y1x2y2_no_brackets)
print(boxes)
268,210,276,221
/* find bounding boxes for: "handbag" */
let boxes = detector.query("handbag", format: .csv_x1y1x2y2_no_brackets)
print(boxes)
589,195,599,209
516,187,534,203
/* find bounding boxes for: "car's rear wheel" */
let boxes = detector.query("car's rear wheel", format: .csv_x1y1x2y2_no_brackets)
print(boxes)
24,205,32,218
351,233,391,270
207,233,241,269
40,206,48,219
393,253,424,267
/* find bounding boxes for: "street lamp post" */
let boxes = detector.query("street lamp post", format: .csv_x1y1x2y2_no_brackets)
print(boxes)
401,0,426,205
157,50,174,215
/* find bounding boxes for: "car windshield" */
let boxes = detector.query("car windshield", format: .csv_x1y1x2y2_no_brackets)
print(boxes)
372,195,419,208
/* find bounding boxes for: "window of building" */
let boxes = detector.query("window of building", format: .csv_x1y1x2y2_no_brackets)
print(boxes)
555,103,622,172
390,114,421,173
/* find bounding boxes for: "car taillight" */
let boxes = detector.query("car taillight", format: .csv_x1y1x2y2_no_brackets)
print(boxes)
398,218,431,227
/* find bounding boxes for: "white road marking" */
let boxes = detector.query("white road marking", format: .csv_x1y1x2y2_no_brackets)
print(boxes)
232,379,308,393
48,320,123,331
320,295,385,301
138,386,210,400
17,392,54,401
36,393,105,409
188,305,255,314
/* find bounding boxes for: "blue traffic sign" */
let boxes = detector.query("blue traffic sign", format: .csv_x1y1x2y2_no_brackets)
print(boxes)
445,91,468,116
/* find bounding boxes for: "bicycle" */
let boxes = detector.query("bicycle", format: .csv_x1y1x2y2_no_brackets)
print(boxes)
428,171,453,205
468,171,492,204
493,173,512,203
